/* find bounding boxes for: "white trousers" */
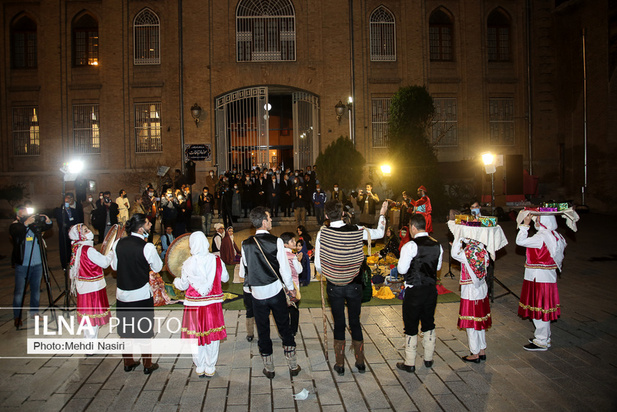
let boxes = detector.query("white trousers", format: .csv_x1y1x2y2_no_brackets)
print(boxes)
193,341,220,375
466,328,486,355
532,319,551,347
83,325,99,340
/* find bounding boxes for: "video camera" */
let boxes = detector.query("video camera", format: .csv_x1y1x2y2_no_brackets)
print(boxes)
24,207,50,234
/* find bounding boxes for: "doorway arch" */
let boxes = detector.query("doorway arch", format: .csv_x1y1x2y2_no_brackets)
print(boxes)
214,86,320,172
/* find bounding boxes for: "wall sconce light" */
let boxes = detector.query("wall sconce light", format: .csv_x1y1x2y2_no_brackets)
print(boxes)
190,103,202,127
335,100,346,122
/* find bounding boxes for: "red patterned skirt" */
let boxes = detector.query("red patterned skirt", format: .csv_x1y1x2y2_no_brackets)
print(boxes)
457,297,491,330
77,289,111,327
518,280,560,321
181,303,227,346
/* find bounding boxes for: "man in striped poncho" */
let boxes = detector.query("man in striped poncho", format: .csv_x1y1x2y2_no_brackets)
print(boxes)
315,200,388,376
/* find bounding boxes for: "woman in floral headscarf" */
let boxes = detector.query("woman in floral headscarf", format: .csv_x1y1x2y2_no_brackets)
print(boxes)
451,237,491,363
69,223,113,342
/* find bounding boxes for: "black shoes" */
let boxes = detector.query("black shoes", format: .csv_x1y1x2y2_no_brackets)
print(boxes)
124,361,140,372
246,335,254,342
144,363,159,374
479,354,486,361
524,343,548,352
424,360,434,368
356,363,366,374
290,365,301,377
263,368,275,379
333,364,345,376
396,362,415,373
461,355,481,363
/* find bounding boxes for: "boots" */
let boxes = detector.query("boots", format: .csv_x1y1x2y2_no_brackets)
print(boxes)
333,340,345,376
284,345,301,377
262,354,275,379
123,354,140,372
396,334,417,373
246,317,255,342
143,354,159,374
352,340,366,373
423,329,436,368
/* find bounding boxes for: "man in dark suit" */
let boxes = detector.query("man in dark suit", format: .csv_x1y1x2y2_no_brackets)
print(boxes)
94,191,119,244
54,192,84,269
266,174,281,217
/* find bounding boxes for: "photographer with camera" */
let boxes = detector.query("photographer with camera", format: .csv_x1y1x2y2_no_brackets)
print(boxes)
94,191,119,244
10,205,53,329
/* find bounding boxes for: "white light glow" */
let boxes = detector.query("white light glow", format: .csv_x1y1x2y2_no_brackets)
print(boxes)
482,153,495,166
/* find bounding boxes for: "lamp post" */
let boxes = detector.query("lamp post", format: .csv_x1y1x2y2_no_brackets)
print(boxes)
482,153,496,214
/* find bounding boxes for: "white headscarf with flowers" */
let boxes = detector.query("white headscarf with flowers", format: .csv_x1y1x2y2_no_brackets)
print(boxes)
68,223,93,295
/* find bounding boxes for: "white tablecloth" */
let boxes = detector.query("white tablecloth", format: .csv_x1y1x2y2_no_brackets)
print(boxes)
447,221,508,260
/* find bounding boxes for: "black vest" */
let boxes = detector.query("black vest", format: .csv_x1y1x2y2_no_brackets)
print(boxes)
211,233,223,252
404,236,440,287
116,235,150,290
242,233,281,287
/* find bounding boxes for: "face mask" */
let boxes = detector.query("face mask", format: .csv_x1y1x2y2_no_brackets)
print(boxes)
65,202,70,208
234,186,238,189
142,230,149,239
85,232,94,241
88,197,92,202
105,198,111,203
471,208,480,215
149,192,154,197
317,189,320,192
99,196,103,200
334,187,339,191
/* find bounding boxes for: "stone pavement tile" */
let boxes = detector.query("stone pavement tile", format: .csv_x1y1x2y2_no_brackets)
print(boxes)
159,365,190,405
173,355,194,369
226,367,250,405
84,389,119,412
355,372,392,410
432,363,462,382
19,357,48,374
84,357,120,384
312,370,342,406
396,370,442,412
56,361,101,394
178,379,207,410
305,338,328,372
381,384,418,412
455,369,491,395
73,383,102,399
371,362,404,387
141,363,171,391
321,406,345,412
2,366,55,405
251,371,272,394
272,380,295,409
433,393,466,411
108,375,148,411
208,364,231,388
128,391,159,412
37,393,73,412
250,393,272,411
203,387,228,411
416,373,451,396
337,381,370,411
60,397,92,412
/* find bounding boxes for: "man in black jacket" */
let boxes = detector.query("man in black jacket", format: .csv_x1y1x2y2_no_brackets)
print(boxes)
94,191,119,244
10,205,53,329
54,192,84,269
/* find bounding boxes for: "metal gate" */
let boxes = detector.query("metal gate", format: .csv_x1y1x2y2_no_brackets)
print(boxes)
293,92,319,170
215,87,319,172
215,87,269,172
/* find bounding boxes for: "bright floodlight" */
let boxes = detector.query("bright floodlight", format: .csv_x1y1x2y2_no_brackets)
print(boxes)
380,164,392,175
67,160,84,174
348,96,353,105
482,153,495,166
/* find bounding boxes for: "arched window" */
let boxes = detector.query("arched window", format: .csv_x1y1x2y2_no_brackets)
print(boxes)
134,8,160,65
236,0,296,62
72,13,99,66
487,9,511,62
429,8,453,62
370,6,396,62
11,15,37,69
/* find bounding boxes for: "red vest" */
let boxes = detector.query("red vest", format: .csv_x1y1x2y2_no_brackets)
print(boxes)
78,246,104,282
525,244,557,270
184,257,224,303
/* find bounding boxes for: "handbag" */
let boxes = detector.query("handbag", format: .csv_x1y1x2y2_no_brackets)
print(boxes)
253,237,298,308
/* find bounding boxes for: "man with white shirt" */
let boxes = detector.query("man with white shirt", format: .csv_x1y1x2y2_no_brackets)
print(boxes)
111,213,163,375
396,214,443,373
314,200,388,376
239,206,300,379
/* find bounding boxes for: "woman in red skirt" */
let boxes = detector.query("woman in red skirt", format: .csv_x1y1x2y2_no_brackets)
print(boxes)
451,238,491,362
69,224,112,343
516,214,566,351
173,231,229,377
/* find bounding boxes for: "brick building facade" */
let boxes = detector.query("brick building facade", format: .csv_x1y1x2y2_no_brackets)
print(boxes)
1,0,615,212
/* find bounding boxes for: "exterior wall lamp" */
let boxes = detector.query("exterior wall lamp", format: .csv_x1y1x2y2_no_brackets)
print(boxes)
335,100,346,122
190,103,202,127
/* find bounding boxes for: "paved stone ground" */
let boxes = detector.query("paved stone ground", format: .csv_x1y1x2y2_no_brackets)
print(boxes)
0,213,616,411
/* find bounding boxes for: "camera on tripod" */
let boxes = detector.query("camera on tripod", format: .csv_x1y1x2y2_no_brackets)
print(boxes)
24,207,50,234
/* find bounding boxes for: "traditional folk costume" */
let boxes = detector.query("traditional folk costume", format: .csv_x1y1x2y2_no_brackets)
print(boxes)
174,232,229,377
220,227,241,265
516,215,566,351
408,186,433,234
285,247,303,336
68,224,112,342
451,238,491,361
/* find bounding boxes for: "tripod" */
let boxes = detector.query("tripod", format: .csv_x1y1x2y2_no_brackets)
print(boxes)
53,204,76,311
16,223,58,330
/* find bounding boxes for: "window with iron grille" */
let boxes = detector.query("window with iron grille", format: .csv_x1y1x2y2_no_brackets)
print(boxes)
73,104,100,154
135,103,162,153
489,98,514,145
134,8,160,65
429,9,453,62
370,6,396,62
372,98,391,148
12,107,40,156
487,9,511,62
431,98,458,146
73,14,99,67
236,0,296,62
11,16,37,69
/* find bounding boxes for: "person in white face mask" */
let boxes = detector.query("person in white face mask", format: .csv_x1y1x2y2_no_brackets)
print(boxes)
69,224,113,344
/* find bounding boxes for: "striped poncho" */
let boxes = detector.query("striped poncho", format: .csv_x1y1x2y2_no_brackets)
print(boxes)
319,226,364,285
